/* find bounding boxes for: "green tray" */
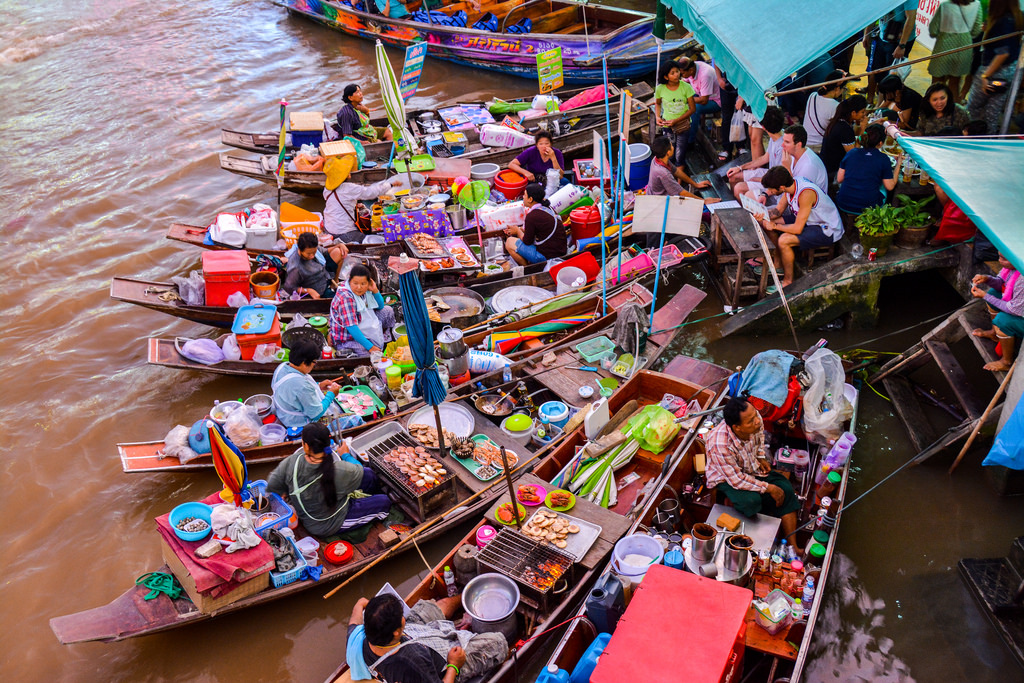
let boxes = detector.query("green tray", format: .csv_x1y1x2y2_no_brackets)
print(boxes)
336,385,385,418
394,154,436,173
450,434,515,482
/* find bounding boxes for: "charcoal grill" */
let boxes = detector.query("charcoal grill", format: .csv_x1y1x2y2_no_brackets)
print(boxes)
476,527,575,611
363,427,457,523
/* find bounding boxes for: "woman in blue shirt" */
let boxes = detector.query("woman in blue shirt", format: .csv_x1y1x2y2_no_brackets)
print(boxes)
835,124,901,215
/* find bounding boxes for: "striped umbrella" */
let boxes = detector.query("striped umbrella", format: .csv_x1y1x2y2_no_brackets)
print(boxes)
276,99,288,178
207,420,249,507
484,314,599,354
375,40,418,160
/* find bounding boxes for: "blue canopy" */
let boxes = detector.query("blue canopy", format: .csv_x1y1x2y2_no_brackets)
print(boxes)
658,0,903,117
899,137,1024,273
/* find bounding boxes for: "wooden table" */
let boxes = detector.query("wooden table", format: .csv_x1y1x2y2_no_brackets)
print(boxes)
710,208,776,307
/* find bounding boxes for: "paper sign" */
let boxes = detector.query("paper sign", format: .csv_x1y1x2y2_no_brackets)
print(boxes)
537,47,564,94
631,195,703,236
400,42,429,101
740,193,768,220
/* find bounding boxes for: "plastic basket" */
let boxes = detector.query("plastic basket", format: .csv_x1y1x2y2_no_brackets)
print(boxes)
282,326,327,351
269,534,308,588
248,480,296,535
280,220,321,248
754,589,794,635
576,336,616,364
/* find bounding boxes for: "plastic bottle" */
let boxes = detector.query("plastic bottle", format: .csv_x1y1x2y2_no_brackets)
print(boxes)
779,539,789,563
792,598,804,621
820,392,833,412
850,243,864,260
536,664,570,683
537,414,549,440
443,566,457,597
802,576,816,609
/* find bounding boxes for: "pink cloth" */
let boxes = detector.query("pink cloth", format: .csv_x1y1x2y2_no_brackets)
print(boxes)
685,61,721,106
559,85,608,111
156,496,274,596
1000,268,1020,303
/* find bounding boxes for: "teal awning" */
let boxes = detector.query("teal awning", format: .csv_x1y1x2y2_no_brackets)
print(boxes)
659,0,903,117
899,137,1024,273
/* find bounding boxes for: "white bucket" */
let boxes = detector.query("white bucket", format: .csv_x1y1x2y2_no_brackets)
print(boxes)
500,415,536,445
470,162,501,184
612,534,664,580
556,266,586,295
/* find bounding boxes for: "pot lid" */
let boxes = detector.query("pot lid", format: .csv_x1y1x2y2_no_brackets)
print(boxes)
437,326,464,343
504,414,532,432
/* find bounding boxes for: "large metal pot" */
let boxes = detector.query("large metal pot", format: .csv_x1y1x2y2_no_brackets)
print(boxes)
462,573,520,644
442,351,470,377
437,326,468,357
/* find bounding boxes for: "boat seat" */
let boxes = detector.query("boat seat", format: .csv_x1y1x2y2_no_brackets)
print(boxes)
555,21,590,35
531,6,578,33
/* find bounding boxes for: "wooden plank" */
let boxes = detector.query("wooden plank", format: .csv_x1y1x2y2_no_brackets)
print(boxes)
870,343,927,382
882,376,937,452
531,6,578,33
925,340,986,420
661,356,733,389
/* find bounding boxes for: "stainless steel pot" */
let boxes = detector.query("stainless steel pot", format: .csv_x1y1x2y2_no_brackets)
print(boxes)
443,351,470,377
446,205,467,231
422,120,443,134
724,535,753,574
462,573,519,644
437,326,468,357
690,523,718,565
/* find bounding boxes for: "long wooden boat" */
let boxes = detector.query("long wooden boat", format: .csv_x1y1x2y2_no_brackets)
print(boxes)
542,361,861,683
52,352,722,644
323,364,731,683
121,282,706,473
273,0,695,83
220,83,651,194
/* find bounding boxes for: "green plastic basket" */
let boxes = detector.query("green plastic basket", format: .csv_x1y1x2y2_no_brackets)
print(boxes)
575,336,616,364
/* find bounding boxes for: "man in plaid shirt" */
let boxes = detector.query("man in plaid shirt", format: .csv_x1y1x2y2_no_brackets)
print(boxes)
706,397,801,551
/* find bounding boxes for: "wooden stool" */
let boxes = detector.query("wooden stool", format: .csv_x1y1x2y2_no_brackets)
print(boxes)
804,243,836,268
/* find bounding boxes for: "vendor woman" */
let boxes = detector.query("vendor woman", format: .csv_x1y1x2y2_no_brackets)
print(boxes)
336,84,393,143
507,131,564,183
504,183,568,266
271,339,342,429
267,423,391,536
329,265,396,355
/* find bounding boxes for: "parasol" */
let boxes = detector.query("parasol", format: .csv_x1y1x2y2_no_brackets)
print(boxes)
484,314,599,354
276,98,288,208
207,420,249,507
375,39,419,189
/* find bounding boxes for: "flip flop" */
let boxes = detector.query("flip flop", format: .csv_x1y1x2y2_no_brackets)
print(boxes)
745,258,764,268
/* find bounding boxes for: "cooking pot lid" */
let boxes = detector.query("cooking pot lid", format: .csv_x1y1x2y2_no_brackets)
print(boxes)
437,326,464,343
325,540,354,564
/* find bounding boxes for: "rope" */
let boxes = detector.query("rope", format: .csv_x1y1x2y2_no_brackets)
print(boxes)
410,535,438,589
843,451,921,511
648,242,964,336
135,571,183,601
833,311,953,352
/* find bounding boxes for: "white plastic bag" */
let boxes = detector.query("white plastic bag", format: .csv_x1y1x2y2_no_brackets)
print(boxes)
801,348,848,441
291,313,310,328
224,405,262,447
729,109,747,143
226,291,249,308
222,334,241,361
180,338,224,365
162,425,200,464
253,343,281,364
891,58,911,82
544,168,561,198
172,270,206,306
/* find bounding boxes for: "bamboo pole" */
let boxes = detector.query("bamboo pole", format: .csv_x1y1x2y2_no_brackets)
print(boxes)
948,358,1017,475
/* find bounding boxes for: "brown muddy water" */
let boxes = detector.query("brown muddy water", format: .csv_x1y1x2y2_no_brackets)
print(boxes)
2,1,1023,680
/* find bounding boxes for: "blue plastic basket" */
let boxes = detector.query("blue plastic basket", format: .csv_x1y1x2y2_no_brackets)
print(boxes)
248,480,295,535
270,535,308,588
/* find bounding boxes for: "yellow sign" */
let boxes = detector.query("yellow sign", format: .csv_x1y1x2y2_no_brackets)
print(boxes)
536,47,564,94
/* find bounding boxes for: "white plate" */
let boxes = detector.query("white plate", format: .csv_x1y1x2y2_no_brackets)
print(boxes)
490,286,552,315
407,402,475,439
428,194,450,203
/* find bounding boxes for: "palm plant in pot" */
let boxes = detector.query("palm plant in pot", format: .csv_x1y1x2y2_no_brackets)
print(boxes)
893,196,935,249
854,204,900,256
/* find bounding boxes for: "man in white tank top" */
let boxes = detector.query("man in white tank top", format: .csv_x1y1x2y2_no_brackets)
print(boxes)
759,166,843,287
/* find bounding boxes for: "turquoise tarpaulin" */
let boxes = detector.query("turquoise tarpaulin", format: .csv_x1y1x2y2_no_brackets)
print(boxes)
658,0,904,118
898,137,1024,273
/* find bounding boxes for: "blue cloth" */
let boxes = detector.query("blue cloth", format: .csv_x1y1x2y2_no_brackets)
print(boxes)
398,270,448,405
302,564,323,581
984,402,1024,470
346,625,373,681
373,0,409,19
835,148,892,214
513,239,547,264
899,138,1024,274
738,350,796,407
659,0,911,118
271,363,336,428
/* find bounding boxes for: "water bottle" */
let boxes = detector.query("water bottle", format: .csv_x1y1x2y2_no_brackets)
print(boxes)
502,365,513,384
443,566,457,597
802,576,816,609
792,598,804,621
850,243,864,260
779,539,789,563
536,664,570,683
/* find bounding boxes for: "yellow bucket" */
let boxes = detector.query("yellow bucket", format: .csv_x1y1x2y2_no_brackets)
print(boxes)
250,271,280,299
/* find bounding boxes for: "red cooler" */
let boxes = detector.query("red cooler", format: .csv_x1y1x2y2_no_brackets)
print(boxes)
590,564,750,683
569,206,602,241
202,251,251,307
236,312,282,360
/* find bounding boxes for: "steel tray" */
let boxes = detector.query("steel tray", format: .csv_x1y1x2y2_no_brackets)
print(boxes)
520,509,602,562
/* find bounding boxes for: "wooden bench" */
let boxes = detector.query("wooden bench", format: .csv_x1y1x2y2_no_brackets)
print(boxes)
531,5,578,33
555,21,590,35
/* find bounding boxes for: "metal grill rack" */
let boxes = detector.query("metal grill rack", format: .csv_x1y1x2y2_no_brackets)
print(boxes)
363,428,456,523
476,527,575,610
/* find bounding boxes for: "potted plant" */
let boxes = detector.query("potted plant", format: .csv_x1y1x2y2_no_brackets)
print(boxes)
854,204,900,256
893,196,935,249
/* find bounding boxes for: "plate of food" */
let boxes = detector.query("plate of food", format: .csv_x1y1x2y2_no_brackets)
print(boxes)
494,501,527,526
544,489,575,512
518,509,601,560
517,483,546,506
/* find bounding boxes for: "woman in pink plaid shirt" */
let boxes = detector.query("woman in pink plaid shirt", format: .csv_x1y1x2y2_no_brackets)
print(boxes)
328,265,396,355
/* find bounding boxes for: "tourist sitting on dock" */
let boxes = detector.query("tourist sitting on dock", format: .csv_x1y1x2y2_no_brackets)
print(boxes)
679,57,721,159
878,74,924,131
507,131,564,184
347,593,508,683
648,135,716,201
706,397,801,551
760,165,844,287
820,95,868,185
727,106,785,199
780,125,828,193
324,156,400,243
504,183,568,266
336,84,394,143
329,265,396,356
267,423,391,536
835,124,901,216
271,339,342,429
281,232,347,300
654,60,696,166
972,253,1024,372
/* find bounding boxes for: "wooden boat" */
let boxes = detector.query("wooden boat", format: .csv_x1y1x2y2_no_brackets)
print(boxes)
323,364,731,683
541,359,861,683
273,0,695,84
121,282,706,473
220,83,651,194
52,350,722,644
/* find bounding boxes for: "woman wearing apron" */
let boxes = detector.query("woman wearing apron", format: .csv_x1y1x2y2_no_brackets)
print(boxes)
504,183,568,266
267,423,391,536
328,265,396,356
270,339,343,429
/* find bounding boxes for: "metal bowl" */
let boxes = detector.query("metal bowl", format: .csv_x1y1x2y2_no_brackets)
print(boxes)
462,572,520,642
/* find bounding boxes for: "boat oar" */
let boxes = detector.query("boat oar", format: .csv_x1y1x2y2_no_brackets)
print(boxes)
323,431,569,600
948,357,1017,474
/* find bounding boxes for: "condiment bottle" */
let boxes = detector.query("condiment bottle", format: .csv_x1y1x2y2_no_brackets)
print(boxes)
443,566,458,597
815,470,842,503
